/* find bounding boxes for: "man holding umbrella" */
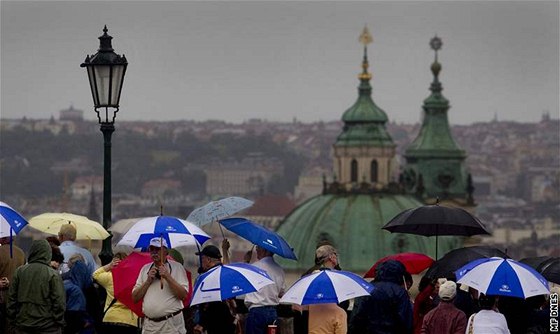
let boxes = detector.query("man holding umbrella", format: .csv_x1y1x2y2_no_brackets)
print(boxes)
193,245,237,334
132,238,189,334
243,245,285,334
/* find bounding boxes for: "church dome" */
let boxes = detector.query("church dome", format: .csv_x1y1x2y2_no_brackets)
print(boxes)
276,193,460,272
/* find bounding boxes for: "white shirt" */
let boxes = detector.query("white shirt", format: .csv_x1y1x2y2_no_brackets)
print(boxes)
133,260,189,319
244,256,285,309
466,309,510,334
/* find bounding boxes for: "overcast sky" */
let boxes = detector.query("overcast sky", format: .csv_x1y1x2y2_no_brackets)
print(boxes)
1,1,558,124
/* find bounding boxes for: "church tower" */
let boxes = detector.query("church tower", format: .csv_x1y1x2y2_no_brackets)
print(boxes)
403,36,473,205
333,26,396,187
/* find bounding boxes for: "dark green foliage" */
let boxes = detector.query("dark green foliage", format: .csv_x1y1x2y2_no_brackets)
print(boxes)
0,127,306,198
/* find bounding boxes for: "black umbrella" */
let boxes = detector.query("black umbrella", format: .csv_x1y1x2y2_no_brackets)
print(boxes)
382,204,491,258
520,256,560,284
424,245,509,279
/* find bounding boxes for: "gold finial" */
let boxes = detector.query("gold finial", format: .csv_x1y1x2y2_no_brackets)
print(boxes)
358,25,373,80
359,25,373,46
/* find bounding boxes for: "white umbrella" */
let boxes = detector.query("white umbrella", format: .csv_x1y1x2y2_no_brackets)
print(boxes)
190,263,274,306
280,269,374,305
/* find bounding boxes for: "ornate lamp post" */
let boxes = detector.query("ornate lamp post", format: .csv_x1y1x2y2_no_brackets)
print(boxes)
81,26,128,265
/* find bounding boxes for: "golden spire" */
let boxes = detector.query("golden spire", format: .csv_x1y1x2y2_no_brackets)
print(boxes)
358,25,372,80
359,25,373,46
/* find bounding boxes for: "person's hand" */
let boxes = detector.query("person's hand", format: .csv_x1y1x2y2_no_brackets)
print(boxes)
193,324,204,334
244,249,253,263
222,238,230,253
158,264,171,280
147,266,158,283
0,277,9,289
106,258,121,271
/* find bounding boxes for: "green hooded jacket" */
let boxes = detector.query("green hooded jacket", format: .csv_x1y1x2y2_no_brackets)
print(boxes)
7,239,65,330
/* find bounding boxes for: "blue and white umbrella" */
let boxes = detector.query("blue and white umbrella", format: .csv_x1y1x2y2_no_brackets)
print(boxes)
280,269,374,305
0,201,28,238
116,216,211,249
187,197,254,227
190,263,275,306
456,257,550,298
220,217,297,260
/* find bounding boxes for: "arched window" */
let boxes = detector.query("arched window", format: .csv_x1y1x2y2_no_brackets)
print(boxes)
351,159,358,183
370,160,378,183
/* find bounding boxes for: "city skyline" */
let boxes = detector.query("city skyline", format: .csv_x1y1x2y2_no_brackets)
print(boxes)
1,1,558,125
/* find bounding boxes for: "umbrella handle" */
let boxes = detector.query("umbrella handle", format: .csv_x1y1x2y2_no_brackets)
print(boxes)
160,235,164,289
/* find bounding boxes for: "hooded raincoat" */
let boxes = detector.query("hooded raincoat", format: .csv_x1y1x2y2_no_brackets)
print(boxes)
7,239,65,331
348,260,413,334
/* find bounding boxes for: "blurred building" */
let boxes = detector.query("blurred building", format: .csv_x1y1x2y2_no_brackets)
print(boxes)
277,30,463,272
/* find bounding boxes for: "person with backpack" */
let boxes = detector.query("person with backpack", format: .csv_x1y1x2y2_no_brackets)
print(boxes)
93,251,138,334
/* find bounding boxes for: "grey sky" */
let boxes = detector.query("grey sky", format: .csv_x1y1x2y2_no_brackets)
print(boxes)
1,1,558,124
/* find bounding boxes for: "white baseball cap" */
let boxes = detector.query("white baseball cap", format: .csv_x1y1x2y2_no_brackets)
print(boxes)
149,237,168,249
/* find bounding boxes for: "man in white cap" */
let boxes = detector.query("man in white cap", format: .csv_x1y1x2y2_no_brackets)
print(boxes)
132,237,189,334
421,280,467,334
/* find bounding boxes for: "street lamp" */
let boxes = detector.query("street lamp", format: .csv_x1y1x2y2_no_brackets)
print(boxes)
81,25,128,265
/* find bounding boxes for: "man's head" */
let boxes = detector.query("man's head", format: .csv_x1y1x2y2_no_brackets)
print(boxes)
315,244,338,269
478,293,498,310
255,245,273,260
58,223,77,242
148,237,168,264
438,280,457,302
196,245,222,272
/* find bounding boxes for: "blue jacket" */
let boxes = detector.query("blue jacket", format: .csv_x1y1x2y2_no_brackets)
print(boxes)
348,260,413,334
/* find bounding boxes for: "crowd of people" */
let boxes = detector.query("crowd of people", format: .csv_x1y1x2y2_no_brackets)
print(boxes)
0,228,557,334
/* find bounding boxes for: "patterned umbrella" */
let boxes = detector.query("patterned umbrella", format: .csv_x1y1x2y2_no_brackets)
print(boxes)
456,257,549,298
281,269,374,305
190,263,274,306
0,201,28,238
187,197,254,227
116,215,210,249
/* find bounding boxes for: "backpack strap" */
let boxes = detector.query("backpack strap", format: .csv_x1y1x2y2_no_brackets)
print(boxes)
468,313,477,334
103,298,118,316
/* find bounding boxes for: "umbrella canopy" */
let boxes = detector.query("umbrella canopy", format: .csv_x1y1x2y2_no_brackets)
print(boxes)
108,217,143,235
220,217,297,260
520,256,560,284
456,257,550,299
382,204,490,258
364,252,434,278
187,196,254,227
116,216,210,249
0,201,28,238
29,212,109,240
190,263,274,306
280,269,374,305
424,246,509,279
112,252,192,316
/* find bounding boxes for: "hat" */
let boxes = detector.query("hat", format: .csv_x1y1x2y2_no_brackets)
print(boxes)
439,281,457,301
149,237,168,249
196,245,222,259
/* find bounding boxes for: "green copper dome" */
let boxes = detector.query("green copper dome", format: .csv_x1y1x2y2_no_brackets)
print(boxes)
341,80,389,124
276,193,461,272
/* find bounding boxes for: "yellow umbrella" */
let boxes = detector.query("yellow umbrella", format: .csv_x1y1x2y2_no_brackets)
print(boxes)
29,212,110,240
